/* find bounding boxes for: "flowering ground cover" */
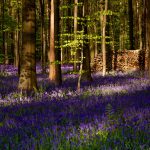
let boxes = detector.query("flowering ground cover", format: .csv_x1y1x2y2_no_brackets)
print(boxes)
0,65,150,150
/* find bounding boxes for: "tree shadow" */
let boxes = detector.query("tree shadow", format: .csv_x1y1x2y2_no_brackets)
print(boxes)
0,83,149,149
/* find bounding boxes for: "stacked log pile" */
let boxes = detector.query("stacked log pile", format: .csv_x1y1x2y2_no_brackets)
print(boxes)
91,50,144,72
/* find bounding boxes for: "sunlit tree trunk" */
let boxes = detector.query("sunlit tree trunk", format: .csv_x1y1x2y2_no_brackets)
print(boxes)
101,0,108,76
49,0,62,86
73,0,78,71
14,29,19,67
18,0,37,91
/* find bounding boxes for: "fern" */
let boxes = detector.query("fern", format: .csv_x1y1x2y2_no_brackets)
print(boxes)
105,103,116,126
105,103,114,119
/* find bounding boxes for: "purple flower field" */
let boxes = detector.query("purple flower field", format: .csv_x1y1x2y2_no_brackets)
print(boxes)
0,65,150,150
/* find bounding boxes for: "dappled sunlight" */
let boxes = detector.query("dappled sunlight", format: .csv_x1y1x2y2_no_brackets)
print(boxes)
0,65,149,149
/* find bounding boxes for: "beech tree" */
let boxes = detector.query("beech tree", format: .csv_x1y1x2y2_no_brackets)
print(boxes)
81,0,93,82
101,0,108,76
73,0,78,71
18,0,37,91
128,0,135,50
146,0,150,77
49,0,62,86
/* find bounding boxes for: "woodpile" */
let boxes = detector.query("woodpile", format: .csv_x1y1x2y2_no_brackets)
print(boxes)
91,50,145,72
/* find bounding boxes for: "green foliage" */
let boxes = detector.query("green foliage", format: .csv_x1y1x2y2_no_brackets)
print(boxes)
3,14,17,31
105,103,115,120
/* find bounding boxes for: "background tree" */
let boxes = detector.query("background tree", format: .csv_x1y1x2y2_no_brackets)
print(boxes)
128,0,135,50
81,0,93,82
100,0,108,76
73,0,78,71
18,0,37,91
49,0,62,86
146,0,150,77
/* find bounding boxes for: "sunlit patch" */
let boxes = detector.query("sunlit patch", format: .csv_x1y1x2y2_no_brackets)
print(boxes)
0,65,149,149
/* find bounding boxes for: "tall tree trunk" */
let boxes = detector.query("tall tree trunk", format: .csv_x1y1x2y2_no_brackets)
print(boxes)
14,0,20,68
128,0,135,49
106,0,112,72
39,0,46,73
73,0,78,71
146,0,150,76
2,0,5,64
49,0,62,86
0,2,2,59
101,0,108,76
18,0,37,92
9,0,15,64
139,0,146,71
81,0,92,82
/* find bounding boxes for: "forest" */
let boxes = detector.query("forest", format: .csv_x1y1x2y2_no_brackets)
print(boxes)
0,0,150,149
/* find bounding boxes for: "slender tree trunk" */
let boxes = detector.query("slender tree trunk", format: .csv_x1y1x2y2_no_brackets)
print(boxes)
14,30,19,67
128,0,135,49
73,0,78,71
106,1,112,72
101,0,108,76
9,0,15,64
39,0,46,73
0,2,2,57
94,25,98,57
4,32,9,65
18,0,37,92
139,0,146,71
146,0,150,76
14,0,20,68
2,0,5,64
49,0,62,86
81,0,92,82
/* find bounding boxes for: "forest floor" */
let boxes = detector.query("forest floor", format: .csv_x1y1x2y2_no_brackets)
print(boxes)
0,64,150,150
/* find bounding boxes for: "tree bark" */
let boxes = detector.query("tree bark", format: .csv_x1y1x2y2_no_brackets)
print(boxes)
128,0,135,50
39,0,46,73
18,0,37,92
73,0,78,71
81,0,92,82
146,0,150,76
49,0,62,86
101,0,108,76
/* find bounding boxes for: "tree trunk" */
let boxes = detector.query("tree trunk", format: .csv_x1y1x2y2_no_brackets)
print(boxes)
139,0,146,71
73,0,78,71
2,0,5,64
4,32,9,65
146,0,150,76
128,0,135,50
18,0,37,92
106,1,112,72
81,0,92,82
39,0,46,73
49,0,62,86
101,0,108,76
